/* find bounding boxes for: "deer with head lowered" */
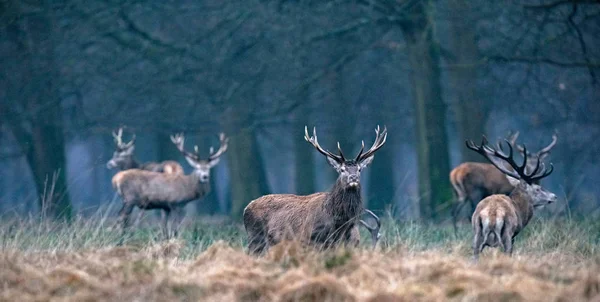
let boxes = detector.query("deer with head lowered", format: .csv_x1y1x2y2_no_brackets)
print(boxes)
466,136,556,260
107,127,184,175
243,126,387,255
112,132,228,239
450,131,557,234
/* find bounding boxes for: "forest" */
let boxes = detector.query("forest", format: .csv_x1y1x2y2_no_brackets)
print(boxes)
1,0,598,222
0,1,599,300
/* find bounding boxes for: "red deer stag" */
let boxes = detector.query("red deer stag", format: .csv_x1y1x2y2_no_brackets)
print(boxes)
466,136,556,260
451,132,557,234
106,127,184,175
112,132,228,239
243,126,387,255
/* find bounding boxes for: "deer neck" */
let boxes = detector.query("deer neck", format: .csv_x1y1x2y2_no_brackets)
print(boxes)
323,178,363,227
125,156,140,170
509,187,535,227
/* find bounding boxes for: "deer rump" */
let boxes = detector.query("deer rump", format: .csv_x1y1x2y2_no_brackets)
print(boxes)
244,191,362,250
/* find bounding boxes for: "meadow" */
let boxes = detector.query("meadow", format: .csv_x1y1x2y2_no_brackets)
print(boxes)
1,210,599,301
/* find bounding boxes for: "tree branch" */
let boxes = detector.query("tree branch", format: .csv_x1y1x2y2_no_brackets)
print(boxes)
487,55,600,68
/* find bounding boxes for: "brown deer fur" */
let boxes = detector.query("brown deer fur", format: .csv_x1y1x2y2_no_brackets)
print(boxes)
467,137,556,259
113,133,228,240
244,126,387,255
451,132,557,233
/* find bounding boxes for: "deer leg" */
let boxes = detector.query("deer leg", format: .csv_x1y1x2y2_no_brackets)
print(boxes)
171,207,186,238
161,209,171,240
472,219,484,262
452,201,465,237
117,203,134,245
503,234,514,256
133,209,145,228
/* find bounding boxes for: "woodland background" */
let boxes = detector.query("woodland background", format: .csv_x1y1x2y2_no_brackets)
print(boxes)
0,0,598,222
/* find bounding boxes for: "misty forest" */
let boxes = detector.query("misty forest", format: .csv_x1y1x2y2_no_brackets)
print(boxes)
1,0,599,301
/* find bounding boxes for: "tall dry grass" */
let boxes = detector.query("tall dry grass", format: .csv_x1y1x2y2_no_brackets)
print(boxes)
1,212,599,301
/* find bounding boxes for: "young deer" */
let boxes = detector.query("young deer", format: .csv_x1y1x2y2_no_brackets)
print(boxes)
112,133,228,239
466,136,556,260
451,132,557,234
243,126,387,255
106,127,184,175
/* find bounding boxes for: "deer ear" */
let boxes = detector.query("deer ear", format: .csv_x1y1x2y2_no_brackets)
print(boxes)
506,175,520,187
326,157,342,171
359,155,374,169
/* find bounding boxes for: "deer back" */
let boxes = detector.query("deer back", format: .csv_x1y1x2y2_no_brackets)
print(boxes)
244,192,331,243
113,170,207,205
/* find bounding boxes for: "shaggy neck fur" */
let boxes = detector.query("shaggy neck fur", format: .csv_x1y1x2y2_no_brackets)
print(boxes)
323,178,364,228
509,186,534,226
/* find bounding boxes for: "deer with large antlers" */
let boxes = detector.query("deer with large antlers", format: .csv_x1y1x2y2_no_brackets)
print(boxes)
112,132,228,239
450,132,557,234
106,127,184,175
243,126,387,255
466,136,556,260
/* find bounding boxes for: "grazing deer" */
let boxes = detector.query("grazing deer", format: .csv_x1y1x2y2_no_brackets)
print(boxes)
466,136,556,260
451,132,557,234
106,127,184,175
243,126,387,255
112,132,228,239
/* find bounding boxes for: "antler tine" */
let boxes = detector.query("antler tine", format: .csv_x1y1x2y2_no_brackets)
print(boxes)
170,133,198,160
530,163,554,182
466,136,521,180
112,127,124,146
336,142,346,162
304,126,343,162
357,125,388,162
354,140,365,161
208,133,229,161
124,133,136,148
538,133,558,155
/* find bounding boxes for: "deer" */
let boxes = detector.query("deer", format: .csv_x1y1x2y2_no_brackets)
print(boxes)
111,132,228,240
243,125,387,255
466,136,556,260
450,132,557,234
106,127,184,175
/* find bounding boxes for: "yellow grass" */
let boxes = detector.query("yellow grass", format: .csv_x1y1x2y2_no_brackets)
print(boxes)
2,239,600,301
0,215,599,301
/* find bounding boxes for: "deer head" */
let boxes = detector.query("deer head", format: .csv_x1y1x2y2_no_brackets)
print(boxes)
304,125,387,189
467,136,557,207
107,127,136,169
170,133,229,182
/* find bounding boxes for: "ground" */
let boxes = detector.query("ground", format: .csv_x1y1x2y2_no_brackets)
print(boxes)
0,214,599,301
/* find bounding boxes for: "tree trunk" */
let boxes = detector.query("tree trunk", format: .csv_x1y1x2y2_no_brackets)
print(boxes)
225,117,270,220
400,0,451,221
1,1,73,220
294,87,316,195
448,0,487,163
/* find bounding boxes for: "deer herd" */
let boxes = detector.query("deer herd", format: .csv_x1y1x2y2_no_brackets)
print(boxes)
106,125,558,260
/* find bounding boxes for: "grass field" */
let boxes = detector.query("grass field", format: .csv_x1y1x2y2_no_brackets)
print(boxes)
1,212,599,301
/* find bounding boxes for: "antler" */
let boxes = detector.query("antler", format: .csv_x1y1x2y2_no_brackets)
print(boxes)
356,125,387,162
208,133,229,162
170,133,199,160
538,133,558,156
304,126,345,163
112,127,135,149
466,136,554,184
359,209,381,249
